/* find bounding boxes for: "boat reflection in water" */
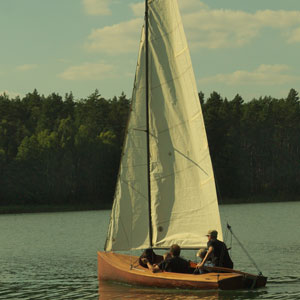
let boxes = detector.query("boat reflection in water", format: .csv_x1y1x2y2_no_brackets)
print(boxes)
98,281,219,300
98,281,268,300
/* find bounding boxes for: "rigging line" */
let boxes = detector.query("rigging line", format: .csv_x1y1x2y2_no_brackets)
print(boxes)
145,164,211,183
146,155,211,181
230,231,233,253
120,179,148,201
174,148,209,176
227,223,263,276
145,0,153,248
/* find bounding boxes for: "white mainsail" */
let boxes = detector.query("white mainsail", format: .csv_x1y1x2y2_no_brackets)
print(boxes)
105,0,222,252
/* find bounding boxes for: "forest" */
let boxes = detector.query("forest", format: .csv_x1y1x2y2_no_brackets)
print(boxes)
0,88,299,212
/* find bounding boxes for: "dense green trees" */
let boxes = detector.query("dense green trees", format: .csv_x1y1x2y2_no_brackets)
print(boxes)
202,88,300,202
0,90,129,209
0,88,299,210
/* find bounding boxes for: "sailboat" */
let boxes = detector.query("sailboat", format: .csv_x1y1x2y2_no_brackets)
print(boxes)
98,0,267,290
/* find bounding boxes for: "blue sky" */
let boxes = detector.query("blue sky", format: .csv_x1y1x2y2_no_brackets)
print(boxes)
1,0,300,101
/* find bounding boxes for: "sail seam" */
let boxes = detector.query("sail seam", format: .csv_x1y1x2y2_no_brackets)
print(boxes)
120,179,148,200
149,5,183,44
151,150,211,179
154,118,203,137
150,63,193,91
122,163,147,169
121,154,213,181
133,62,193,92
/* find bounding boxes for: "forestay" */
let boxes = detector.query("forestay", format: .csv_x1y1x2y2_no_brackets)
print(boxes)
105,0,222,252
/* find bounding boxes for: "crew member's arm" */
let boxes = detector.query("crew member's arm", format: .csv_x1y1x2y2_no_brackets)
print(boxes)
197,246,213,269
141,258,161,273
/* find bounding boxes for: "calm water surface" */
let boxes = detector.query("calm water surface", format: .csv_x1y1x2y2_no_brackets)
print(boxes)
0,202,300,299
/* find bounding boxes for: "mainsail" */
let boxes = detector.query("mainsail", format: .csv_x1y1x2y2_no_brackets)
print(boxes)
105,0,222,252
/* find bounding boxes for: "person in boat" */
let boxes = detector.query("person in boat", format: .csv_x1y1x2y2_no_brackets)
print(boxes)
163,251,172,260
139,248,162,268
197,230,233,269
142,244,191,274
193,248,214,274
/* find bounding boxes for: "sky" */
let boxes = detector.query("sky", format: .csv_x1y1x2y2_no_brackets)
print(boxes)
1,0,300,101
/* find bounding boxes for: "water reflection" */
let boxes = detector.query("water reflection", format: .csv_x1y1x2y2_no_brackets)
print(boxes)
98,281,269,300
98,281,219,300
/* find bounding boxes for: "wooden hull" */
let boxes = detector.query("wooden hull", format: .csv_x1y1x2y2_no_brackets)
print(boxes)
98,252,267,290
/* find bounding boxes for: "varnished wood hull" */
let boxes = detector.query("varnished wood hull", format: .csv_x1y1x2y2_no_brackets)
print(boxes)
98,252,267,290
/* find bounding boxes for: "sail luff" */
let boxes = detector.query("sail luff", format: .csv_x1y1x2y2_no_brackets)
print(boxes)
145,0,153,248
104,26,151,252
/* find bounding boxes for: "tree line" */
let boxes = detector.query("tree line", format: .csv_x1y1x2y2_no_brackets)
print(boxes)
0,89,129,209
0,88,299,210
201,88,300,202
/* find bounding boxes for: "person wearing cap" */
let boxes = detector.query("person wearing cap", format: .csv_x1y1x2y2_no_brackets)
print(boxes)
196,230,233,269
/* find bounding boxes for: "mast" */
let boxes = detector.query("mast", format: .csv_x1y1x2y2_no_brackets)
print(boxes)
145,0,153,248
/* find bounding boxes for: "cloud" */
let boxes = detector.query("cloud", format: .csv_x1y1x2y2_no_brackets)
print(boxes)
198,64,300,86
85,18,143,54
82,0,111,16
182,9,300,49
16,64,38,71
254,10,300,28
178,0,208,13
0,90,22,98
130,0,208,16
84,3,300,54
130,2,144,17
287,27,300,43
59,62,116,80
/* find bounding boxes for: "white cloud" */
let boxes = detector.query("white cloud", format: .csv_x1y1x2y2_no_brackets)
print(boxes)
254,10,300,28
85,18,143,54
287,27,300,44
130,2,144,17
199,64,300,86
84,3,300,54
130,0,208,16
16,64,38,71
82,0,111,16
59,62,116,80
183,9,300,49
178,0,208,13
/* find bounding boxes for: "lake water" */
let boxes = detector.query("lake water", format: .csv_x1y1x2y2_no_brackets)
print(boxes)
0,202,300,299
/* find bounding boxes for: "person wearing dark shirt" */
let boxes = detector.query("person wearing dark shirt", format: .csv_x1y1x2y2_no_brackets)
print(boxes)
197,230,233,269
139,248,162,268
142,244,191,274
